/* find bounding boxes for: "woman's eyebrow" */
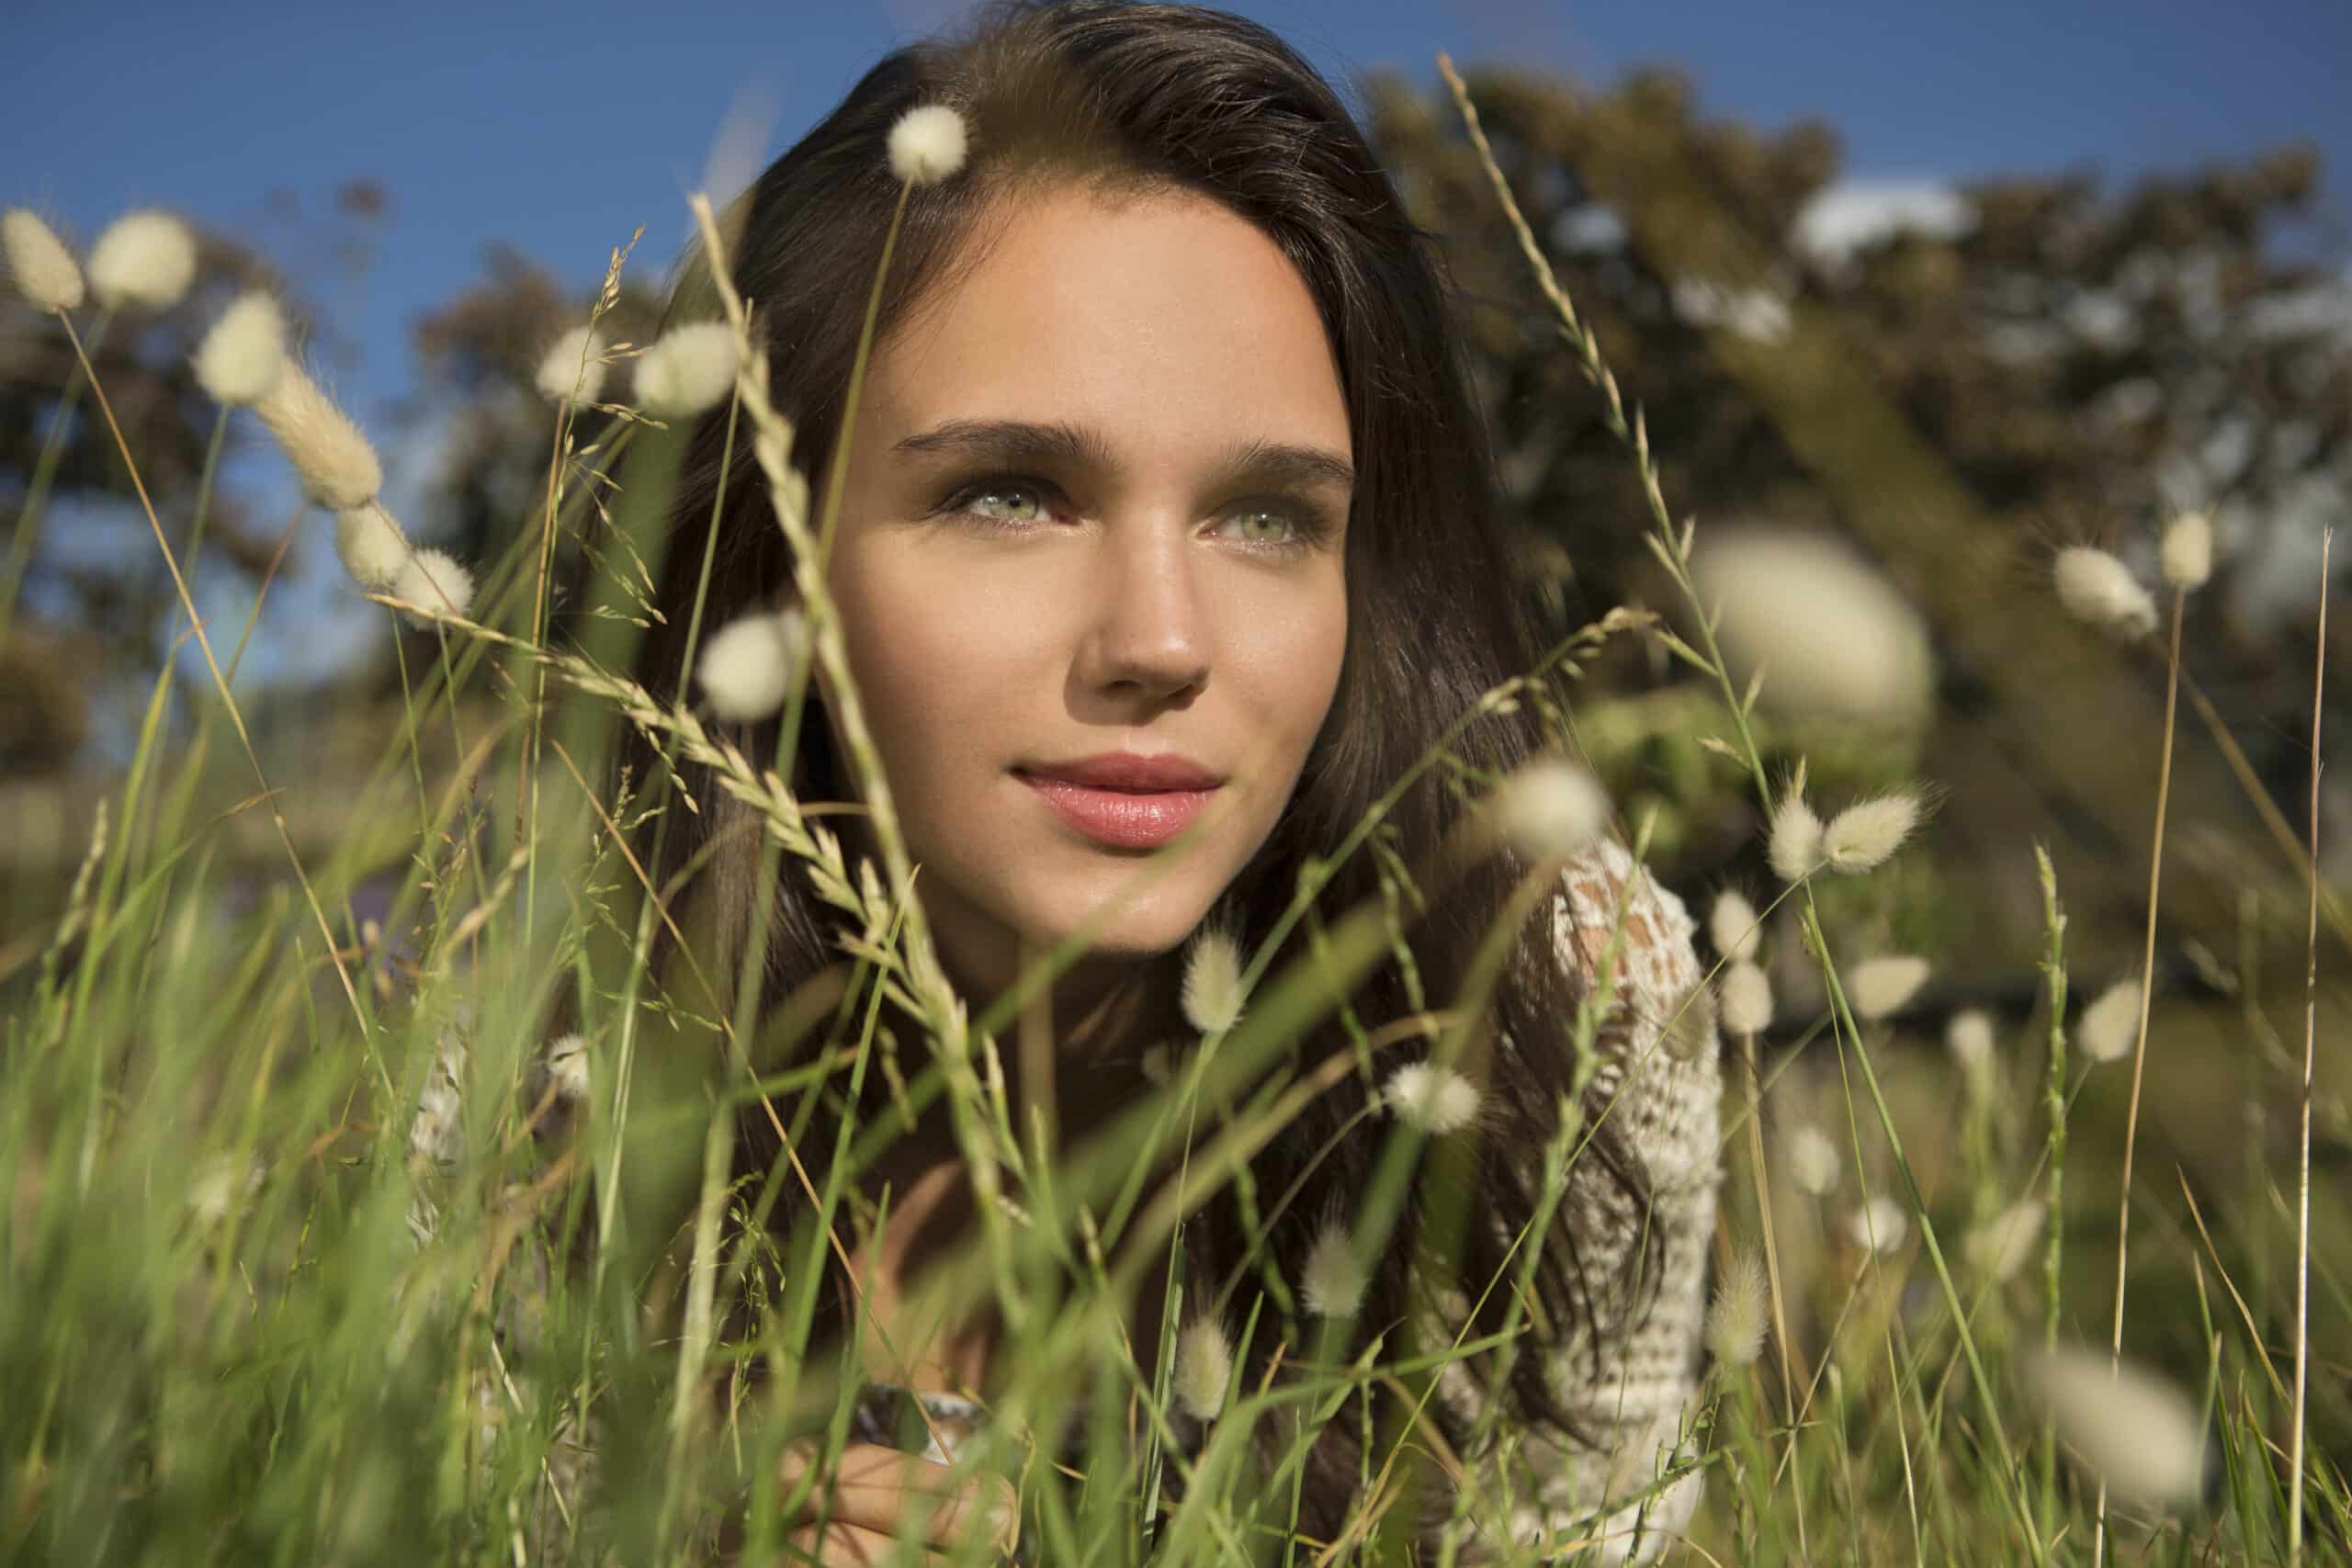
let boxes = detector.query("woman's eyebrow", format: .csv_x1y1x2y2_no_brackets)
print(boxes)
889,418,1355,493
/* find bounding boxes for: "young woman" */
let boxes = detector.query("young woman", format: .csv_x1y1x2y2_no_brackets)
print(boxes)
613,2,1724,1560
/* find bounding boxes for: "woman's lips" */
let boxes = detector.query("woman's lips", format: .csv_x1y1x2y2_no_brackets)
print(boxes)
1017,774,1220,851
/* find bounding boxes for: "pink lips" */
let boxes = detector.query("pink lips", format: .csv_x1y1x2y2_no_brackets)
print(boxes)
1017,751,1225,852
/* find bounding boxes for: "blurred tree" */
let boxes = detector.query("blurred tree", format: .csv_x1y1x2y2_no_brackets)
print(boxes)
1367,65,2347,968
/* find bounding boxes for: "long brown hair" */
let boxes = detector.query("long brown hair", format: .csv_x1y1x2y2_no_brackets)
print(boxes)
617,0,1655,1544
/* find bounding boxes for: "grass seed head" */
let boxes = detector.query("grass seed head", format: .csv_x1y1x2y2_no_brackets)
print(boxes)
256,362,382,510
1705,1248,1770,1368
1720,960,1772,1038
2161,510,2213,592
1823,792,1923,873
1381,1061,1481,1135
1300,1219,1364,1318
1690,527,1935,724
1180,925,1246,1035
1173,1316,1233,1422
634,321,739,419
534,323,608,405
1945,1009,1995,1074
696,607,806,722
1847,1196,1908,1254
1849,954,1929,1021
194,291,286,406
1489,755,1609,862
2022,1344,2210,1509
1709,889,1760,963
88,209,197,310
888,104,969,186
334,504,412,591
2078,976,2143,1064
1964,1198,2046,1282
1768,790,1824,883
4,209,85,311
2053,546,2158,640
391,547,475,628
1787,1124,1840,1196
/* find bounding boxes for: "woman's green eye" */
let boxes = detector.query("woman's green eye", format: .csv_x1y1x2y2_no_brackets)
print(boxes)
1221,510,1297,547
967,487,1044,523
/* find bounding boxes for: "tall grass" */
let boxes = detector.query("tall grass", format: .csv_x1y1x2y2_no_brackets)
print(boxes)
4,69,2349,1568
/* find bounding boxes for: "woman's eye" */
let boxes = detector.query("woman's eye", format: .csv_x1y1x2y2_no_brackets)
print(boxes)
957,483,1046,525
1216,509,1301,548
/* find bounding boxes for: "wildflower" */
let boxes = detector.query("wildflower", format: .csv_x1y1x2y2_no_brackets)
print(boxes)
1172,1316,1233,1422
255,362,382,510
2020,1344,2210,1509
545,1033,590,1106
1300,1219,1364,1318
696,606,805,721
193,291,285,406
1823,793,1923,874
1768,790,1824,883
1708,889,1760,963
1847,1195,1908,1254
1488,755,1609,862
1705,1249,1770,1369
1945,1009,1995,1074
1787,1124,1840,1196
633,321,739,419
1180,925,1246,1035
1964,1198,2046,1282
335,503,413,591
535,322,608,405
1382,1061,1482,1135
2053,546,2158,640
87,209,197,310
2078,976,2142,1065
1690,527,1934,725
187,1153,263,1228
1719,960,1772,1037
2160,511,2212,592
1849,954,1929,1022
4,209,84,311
391,547,476,628
888,104,969,186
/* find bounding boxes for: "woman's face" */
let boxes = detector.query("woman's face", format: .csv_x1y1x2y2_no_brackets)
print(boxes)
826,182,1352,1001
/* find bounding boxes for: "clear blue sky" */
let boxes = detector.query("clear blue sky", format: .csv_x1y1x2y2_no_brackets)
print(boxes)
9,0,2346,693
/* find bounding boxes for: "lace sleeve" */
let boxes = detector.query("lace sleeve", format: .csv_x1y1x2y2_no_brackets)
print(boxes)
1446,836,1724,1564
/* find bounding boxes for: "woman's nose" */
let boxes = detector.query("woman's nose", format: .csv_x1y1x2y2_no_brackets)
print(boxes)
1076,519,1210,702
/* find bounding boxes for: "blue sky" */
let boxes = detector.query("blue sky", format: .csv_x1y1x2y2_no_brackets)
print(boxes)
9,0,2346,690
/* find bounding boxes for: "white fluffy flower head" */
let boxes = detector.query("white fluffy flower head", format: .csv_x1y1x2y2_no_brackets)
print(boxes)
1180,926,1246,1035
1849,954,1930,1022
1173,1316,1233,1422
1964,1198,2046,1282
88,209,198,310
256,362,382,510
1946,1009,1996,1074
888,105,969,186
1769,789,1824,884
2054,546,2158,640
2022,1344,2209,1509
335,503,413,591
696,607,806,722
2161,511,2212,592
1382,1061,1481,1136
1709,889,1760,963
391,547,475,628
1824,793,1923,874
1706,1249,1770,1369
4,209,85,312
2078,976,2143,1065
1847,1195,1908,1254
1489,755,1609,862
634,321,739,419
194,291,285,406
1300,1219,1364,1318
1787,1124,1840,1196
1719,960,1773,1038
535,323,609,405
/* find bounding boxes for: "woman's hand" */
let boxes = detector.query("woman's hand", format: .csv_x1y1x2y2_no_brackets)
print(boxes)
774,1439,1019,1564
